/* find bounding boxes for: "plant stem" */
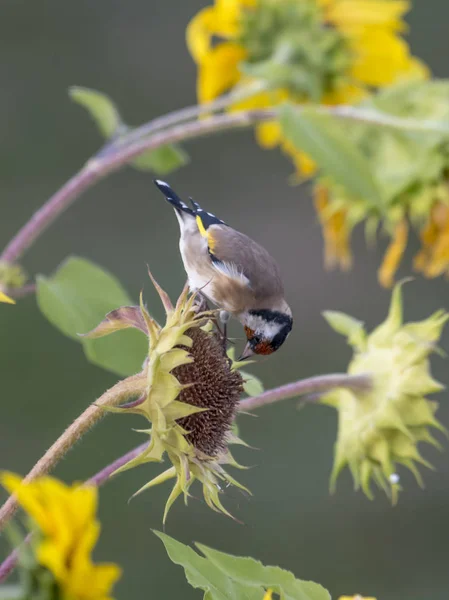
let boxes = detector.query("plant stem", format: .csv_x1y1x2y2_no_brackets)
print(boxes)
115,81,265,148
239,372,371,411
0,109,274,265
2,96,443,269
0,373,146,534
0,371,370,583
85,441,148,486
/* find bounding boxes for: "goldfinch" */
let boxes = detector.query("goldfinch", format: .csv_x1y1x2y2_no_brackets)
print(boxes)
154,180,293,359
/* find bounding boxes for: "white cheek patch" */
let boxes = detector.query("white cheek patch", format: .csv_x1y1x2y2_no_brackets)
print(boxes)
212,260,250,287
245,314,282,339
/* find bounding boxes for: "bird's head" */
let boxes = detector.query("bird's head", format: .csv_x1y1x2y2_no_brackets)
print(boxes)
240,308,293,360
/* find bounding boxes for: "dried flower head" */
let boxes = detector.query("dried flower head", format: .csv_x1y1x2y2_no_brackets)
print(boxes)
84,273,249,522
322,282,448,502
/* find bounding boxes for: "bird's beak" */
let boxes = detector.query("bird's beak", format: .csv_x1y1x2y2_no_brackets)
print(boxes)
238,342,254,361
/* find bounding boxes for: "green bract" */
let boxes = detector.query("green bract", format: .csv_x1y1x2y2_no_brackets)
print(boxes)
84,273,250,522
323,283,448,502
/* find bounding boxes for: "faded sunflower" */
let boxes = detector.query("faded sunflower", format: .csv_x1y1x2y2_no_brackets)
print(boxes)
323,282,447,502
84,273,249,522
187,0,427,175
1,473,121,600
315,80,449,285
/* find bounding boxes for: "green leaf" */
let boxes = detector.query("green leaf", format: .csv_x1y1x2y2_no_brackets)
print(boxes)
155,531,330,600
69,86,189,174
279,103,383,207
37,257,147,376
197,544,331,600
132,144,189,175
154,531,253,600
69,87,123,138
239,371,264,397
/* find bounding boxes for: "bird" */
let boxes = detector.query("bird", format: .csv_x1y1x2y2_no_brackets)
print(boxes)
154,180,293,359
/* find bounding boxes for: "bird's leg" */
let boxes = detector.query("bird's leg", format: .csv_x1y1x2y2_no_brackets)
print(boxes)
219,310,231,351
192,290,209,314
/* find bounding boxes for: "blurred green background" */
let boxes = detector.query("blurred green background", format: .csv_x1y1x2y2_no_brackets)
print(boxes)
1,1,448,598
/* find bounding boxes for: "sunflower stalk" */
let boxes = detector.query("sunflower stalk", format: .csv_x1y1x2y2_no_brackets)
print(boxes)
0,368,370,583
0,373,146,533
1,94,445,292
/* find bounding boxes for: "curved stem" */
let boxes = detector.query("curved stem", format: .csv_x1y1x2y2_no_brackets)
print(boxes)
0,109,274,265
0,373,146,533
0,371,370,582
118,81,265,148
2,97,441,267
238,372,371,412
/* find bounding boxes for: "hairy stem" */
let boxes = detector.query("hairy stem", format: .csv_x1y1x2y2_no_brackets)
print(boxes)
0,109,274,265
0,373,146,533
0,371,370,582
2,95,442,269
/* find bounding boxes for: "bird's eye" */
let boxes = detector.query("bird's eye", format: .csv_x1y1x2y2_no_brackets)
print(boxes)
252,335,261,345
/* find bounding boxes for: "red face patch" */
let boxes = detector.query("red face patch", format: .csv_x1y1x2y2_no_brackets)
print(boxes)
254,341,275,355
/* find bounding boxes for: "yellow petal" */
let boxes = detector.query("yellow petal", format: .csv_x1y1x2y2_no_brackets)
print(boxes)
326,0,409,31
314,186,352,270
1,473,53,534
197,43,246,103
0,291,15,304
216,0,256,25
378,220,408,288
324,83,367,106
282,140,317,177
256,121,282,148
187,0,253,64
403,56,431,81
231,89,274,112
187,7,225,64
350,29,416,86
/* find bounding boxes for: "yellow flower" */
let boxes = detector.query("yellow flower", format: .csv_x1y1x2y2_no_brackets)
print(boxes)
187,0,427,175
315,80,449,286
323,282,447,502
0,291,14,304
314,185,353,270
84,273,248,522
1,473,121,600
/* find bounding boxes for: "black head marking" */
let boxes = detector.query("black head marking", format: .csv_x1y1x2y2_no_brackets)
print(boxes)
248,309,293,352
189,197,227,229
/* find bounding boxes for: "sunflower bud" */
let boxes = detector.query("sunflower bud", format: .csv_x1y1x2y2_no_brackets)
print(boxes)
84,273,249,522
322,283,448,502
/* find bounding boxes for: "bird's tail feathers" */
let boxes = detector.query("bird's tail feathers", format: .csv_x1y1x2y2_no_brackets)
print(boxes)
189,197,202,211
154,180,195,217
